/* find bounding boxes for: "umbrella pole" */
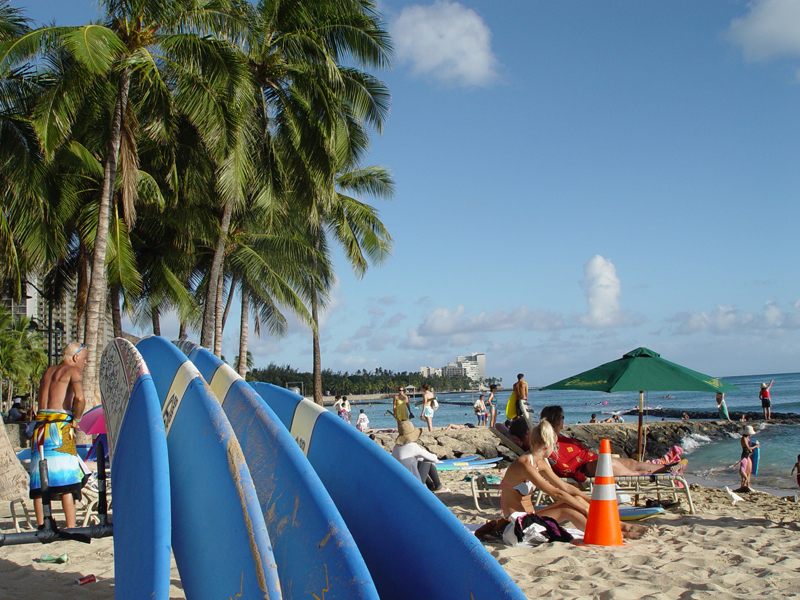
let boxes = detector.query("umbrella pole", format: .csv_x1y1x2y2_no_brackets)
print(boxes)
637,390,644,461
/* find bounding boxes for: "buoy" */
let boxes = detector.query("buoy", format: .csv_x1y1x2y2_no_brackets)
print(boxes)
583,438,624,546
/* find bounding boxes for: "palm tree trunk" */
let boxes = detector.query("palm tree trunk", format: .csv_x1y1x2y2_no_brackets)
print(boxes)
221,275,236,334
213,269,224,357
238,289,249,378
0,419,30,500
201,200,233,349
152,306,161,336
311,287,323,405
179,321,187,340
83,68,131,404
311,236,323,405
110,284,122,337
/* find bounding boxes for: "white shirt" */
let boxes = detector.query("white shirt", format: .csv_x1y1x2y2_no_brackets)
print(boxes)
392,442,438,482
356,413,369,429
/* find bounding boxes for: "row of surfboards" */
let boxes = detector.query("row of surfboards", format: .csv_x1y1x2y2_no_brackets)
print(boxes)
99,336,527,600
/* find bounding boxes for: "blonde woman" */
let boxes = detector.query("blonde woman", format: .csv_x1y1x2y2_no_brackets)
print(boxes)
500,419,646,539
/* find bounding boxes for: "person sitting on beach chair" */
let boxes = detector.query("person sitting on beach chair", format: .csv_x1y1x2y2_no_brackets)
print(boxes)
539,406,684,483
499,419,646,540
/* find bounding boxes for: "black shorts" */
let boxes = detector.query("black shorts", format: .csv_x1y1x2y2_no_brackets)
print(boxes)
761,399,770,408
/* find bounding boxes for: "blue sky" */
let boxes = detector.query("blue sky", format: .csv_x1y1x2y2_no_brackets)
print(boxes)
18,0,800,384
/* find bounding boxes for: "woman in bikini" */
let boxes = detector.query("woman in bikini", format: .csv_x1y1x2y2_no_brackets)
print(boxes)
500,419,646,540
420,384,435,432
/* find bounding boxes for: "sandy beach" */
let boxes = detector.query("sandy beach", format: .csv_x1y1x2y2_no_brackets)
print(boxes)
2,474,799,599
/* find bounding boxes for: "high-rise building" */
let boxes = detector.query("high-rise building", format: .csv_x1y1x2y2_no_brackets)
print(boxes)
3,277,114,364
419,366,442,378
456,352,485,382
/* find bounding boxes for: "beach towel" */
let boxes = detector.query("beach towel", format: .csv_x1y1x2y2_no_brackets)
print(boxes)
29,410,90,499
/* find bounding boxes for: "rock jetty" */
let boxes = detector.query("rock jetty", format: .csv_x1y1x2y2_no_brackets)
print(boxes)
369,417,800,464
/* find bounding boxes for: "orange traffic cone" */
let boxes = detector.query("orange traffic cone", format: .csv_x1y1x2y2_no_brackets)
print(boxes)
583,438,623,546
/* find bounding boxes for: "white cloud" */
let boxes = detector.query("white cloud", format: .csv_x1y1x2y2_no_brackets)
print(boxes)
728,0,800,61
580,255,628,329
317,278,344,330
335,339,359,353
668,301,800,335
391,1,499,87
383,312,406,328
417,304,566,336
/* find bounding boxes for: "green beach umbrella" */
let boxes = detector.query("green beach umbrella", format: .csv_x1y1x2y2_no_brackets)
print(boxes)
541,347,739,459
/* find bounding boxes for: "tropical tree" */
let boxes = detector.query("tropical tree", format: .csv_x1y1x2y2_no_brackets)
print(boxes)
0,306,45,500
2,0,248,402
304,113,394,403
199,0,393,353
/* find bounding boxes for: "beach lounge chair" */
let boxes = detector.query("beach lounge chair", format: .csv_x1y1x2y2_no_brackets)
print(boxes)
9,485,105,532
586,473,695,514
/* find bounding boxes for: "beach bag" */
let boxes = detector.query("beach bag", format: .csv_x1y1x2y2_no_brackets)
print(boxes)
432,398,439,410
503,512,574,546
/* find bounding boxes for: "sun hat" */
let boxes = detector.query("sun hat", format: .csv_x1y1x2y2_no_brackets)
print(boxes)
744,425,756,436
761,383,767,389
395,420,422,445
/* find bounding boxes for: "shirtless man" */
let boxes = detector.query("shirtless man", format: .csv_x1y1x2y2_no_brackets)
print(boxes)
512,373,528,417
31,342,87,528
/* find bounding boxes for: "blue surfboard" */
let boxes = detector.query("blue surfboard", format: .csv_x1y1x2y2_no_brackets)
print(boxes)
436,463,499,472
137,337,281,600
174,340,379,600
751,446,760,475
252,382,527,600
438,454,479,464
99,338,171,600
618,506,664,521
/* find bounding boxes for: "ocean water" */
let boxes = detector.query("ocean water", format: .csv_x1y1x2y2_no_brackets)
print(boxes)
344,371,800,491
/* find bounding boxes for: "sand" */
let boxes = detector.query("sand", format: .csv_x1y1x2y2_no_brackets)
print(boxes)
2,478,799,599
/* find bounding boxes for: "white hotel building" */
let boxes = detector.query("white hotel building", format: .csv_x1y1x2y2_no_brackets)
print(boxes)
421,352,485,383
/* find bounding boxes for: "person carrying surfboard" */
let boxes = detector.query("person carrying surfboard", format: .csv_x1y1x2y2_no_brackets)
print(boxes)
510,374,528,420
30,341,90,529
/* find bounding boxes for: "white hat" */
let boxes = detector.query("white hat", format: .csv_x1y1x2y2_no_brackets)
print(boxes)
743,425,756,436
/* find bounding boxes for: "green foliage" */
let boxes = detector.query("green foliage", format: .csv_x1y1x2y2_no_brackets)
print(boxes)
248,363,475,396
0,306,47,395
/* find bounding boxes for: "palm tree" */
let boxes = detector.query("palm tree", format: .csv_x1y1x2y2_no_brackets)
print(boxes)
305,112,394,403
4,0,248,401
233,350,254,377
225,203,322,378
199,0,393,351
0,306,45,499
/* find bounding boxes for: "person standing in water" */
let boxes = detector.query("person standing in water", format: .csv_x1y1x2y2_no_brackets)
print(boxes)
511,373,528,418
420,384,436,432
392,386,411,430
759,380,774,420
486,384,498,427
716,392,730,421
